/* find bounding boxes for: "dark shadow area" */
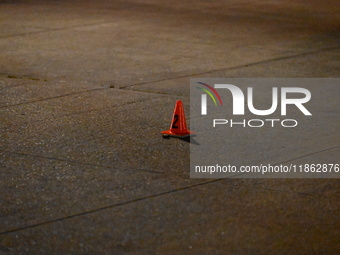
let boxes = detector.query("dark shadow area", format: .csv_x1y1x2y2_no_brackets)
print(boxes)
162,134,200,145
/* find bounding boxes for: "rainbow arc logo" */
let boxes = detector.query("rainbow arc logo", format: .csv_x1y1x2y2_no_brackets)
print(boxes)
196,82,223,106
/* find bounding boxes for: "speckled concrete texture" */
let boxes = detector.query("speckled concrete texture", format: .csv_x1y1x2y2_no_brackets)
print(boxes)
0,0,339,254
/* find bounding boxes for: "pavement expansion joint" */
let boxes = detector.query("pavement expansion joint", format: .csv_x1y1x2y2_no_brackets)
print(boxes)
121,87,188,97
120,46,340,90
0,19,119,39
0,88,105,109
0,74,47,82
2,151,164,175
273,145,340,165
0,179,223,236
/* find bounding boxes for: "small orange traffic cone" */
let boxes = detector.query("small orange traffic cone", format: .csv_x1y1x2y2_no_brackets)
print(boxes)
162,100,194,138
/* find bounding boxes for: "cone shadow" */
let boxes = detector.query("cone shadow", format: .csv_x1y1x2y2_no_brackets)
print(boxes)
163,134,200,145
182,135,200,145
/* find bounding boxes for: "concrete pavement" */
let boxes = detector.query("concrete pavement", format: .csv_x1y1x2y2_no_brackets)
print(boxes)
0,0,339,254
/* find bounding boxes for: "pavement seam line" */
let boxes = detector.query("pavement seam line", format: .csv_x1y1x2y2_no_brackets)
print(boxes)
0,88,104,109
221,145,340,179
0,85,176,109
0,179,222,235
273,145,340,165
1,147,338,235
2,94,165,124
119,88,188,97
1,47,338,102
2,151,163,175
0,19,122,39
121,46,340,89
3,145,339,180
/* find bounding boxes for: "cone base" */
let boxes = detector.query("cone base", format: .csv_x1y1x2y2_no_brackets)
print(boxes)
161,130,195,138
